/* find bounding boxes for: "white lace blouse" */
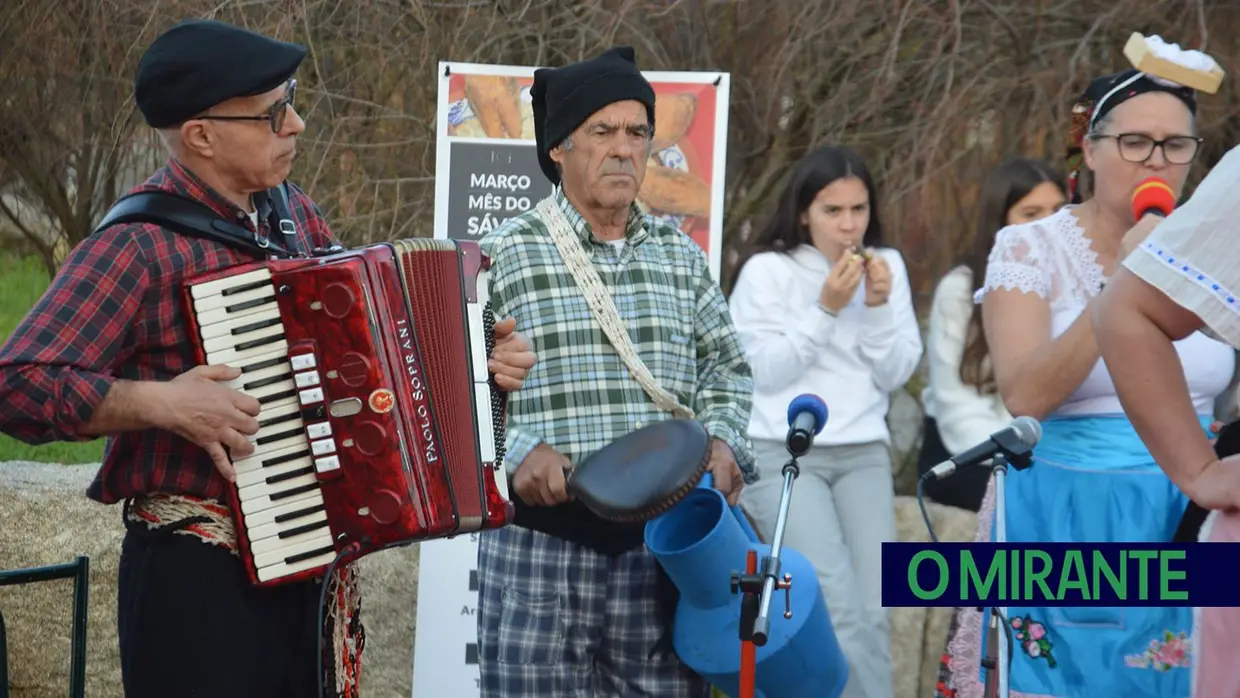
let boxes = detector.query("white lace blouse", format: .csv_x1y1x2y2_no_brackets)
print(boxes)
978,206,1235,417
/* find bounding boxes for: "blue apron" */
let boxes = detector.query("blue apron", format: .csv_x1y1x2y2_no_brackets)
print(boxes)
977,414,1205,698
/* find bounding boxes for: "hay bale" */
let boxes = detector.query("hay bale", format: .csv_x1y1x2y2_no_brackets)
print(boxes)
0,462,419,697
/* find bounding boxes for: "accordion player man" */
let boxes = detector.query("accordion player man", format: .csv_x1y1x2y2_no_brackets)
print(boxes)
1094,142,1240,697
475,46,756,698
0,18,535,698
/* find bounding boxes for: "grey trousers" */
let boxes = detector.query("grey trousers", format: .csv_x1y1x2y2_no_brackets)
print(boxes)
740,438,897,698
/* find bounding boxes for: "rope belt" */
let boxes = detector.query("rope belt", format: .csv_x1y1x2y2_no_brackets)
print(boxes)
124,493,365,697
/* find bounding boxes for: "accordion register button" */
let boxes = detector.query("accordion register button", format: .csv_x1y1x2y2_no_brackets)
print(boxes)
314,455,341,473
321,282,355,318
370,490,402,525
355,421,388,456
306,422,332,439
290,353,317,371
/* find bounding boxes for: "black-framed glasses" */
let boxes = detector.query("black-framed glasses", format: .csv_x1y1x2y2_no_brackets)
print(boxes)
1088,132,1202,165
198,79,297,133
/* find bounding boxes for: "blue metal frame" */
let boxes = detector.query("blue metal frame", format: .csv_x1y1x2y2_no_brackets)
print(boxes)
0,556,90,698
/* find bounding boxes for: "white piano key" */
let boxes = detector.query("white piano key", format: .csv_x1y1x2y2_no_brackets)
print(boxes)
206,338,289,367
290,353,317,371
256,549,339,583
243,378,299,405
201,320,285,354
294,371,321,388
225,346,290,373
233,441,309,476
237,471,321,516
252,531,336,569
249,524,333,557
247,507,328,543
190,267,272,300
234,454,314,488
226,361,293,394
193,286,277,322
197,307,282,341
242,490,324,530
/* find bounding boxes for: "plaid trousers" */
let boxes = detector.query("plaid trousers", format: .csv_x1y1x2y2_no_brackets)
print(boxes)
476,524,710,698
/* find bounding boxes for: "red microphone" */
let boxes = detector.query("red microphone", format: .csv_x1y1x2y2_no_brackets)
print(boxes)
1131,176,1175,222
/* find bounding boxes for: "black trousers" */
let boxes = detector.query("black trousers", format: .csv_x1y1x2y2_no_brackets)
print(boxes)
916,416,989,513
117,522,325,697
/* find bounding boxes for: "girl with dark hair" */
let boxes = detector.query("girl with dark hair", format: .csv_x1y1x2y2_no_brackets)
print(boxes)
918,158,1067,511
727,145,922,698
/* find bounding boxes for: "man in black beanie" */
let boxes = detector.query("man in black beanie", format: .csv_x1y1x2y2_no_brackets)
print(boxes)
475,46,755,697
0,17,536,698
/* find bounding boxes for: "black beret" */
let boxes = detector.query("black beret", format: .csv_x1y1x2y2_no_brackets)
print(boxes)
531,46,656,184
134,19,307,128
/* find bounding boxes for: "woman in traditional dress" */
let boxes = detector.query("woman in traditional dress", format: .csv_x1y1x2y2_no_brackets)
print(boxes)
936,68,1234,698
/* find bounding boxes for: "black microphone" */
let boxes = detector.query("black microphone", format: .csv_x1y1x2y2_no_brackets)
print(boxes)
785,393,829,456
924,416,1042,480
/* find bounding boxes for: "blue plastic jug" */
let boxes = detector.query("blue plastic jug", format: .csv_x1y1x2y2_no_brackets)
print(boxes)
644,473,848,698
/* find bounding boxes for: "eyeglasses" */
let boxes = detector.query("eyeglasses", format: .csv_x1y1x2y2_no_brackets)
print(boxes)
1088,132,1202,165
198,79,297,134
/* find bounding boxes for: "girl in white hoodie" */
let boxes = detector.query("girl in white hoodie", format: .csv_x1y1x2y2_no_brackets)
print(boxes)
727,145,923,698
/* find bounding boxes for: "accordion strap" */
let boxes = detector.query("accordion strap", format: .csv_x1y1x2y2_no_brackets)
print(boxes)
94,187,296,260
536,196,694,420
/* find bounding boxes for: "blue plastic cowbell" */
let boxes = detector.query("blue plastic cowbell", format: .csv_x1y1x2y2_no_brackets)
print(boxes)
644,474,848,698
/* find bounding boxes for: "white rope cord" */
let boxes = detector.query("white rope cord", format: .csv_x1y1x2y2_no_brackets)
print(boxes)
537,197,694,420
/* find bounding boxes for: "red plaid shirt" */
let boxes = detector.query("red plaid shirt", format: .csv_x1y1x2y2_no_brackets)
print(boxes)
0,159,337,504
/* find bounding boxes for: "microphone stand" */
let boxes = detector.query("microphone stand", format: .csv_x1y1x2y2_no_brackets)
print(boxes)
980,443,1034,698
730,445,802,698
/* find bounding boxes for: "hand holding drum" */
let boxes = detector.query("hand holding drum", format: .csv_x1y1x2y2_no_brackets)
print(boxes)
511,419,715,522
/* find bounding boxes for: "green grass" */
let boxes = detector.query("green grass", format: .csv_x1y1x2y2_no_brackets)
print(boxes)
0,253,106,464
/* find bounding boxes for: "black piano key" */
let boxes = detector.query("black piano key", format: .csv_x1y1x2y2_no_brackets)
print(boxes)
263,449,311,468
221,279,270,296
258,388,298,406
246,372,294,391
286,544,336,565
241,356,287,374
225,296,274,314
278,519,330,539
274,503,326,524
270,482,319,502
231,316,283,336
267,466,314,485
255,426,304,446
258,411,300,429
237,334,285,352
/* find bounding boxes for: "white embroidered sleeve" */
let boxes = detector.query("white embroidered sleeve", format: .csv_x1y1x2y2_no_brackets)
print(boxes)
1124,144,1240,349
977,225,1050,302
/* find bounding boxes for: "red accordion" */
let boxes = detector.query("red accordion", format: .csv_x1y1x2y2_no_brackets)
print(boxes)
182,238,513,587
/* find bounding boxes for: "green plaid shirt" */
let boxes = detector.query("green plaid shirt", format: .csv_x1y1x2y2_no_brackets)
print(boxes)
481,186,756,482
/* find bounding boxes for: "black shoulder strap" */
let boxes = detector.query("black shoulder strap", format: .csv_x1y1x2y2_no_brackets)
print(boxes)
93,189,292,260
267,181,304,256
